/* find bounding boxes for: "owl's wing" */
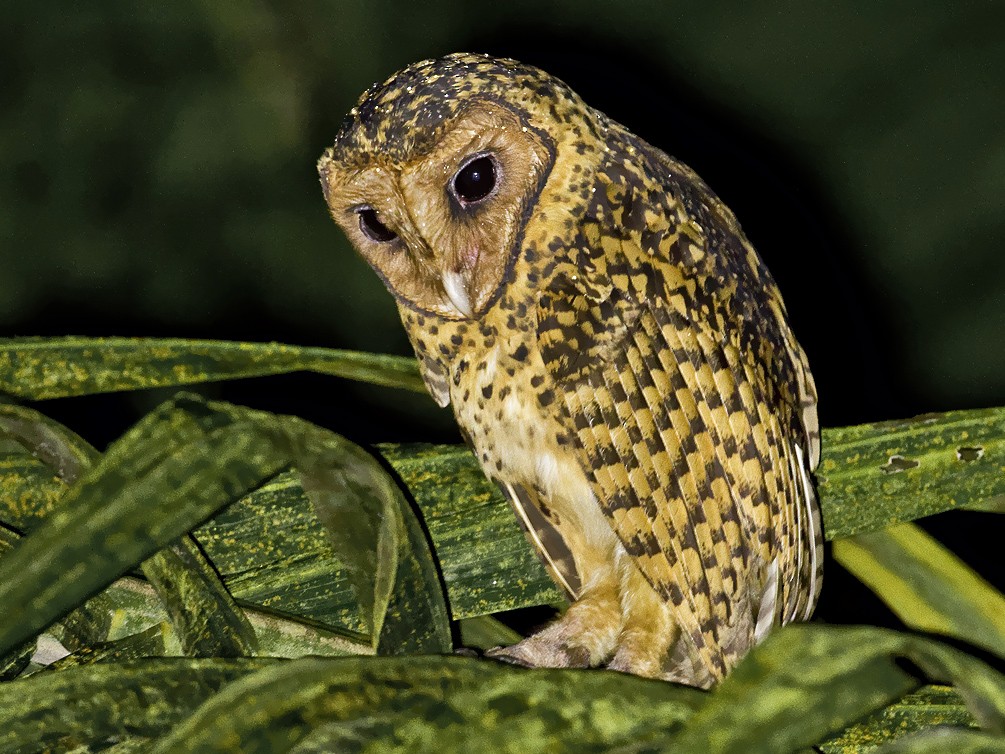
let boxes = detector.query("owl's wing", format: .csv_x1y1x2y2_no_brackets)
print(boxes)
535,154,821,679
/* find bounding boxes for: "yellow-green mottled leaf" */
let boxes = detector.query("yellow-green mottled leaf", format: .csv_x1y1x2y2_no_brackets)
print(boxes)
378,442,564,616
4,409,1001,645
664,625,1005,754
0,401,99,481
275,416,451,655
0,403,261,660
1,407,1002,649
818,408,1005,539
834,522,1005,657
75,575,369,660
0,657,279,752
874,728,1005,753
0,337,426,399
458,615,523,650
147,655,706,754
819,686,979,753
0,394,449,659
45,623,167,670
141,537,259,658
0,394,294,658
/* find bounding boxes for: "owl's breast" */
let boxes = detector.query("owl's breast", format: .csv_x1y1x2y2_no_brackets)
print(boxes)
449,336,614,554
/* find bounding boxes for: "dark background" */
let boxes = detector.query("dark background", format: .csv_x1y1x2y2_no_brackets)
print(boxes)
3,4,1002,630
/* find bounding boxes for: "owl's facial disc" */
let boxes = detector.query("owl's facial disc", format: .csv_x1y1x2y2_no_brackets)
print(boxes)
320,100,554,320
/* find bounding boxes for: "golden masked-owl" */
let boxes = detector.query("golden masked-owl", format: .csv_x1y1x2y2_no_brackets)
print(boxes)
318,53,822,688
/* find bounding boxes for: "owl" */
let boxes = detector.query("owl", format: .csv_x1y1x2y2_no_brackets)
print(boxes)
318,53,822,688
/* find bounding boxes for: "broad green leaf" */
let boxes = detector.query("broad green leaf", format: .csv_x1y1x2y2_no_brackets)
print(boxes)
188,470,370,633
46,623,166,670
458,615,523,650
284,418,450,655
141,537,259,658
905,637,1005,733
0,401,99,481
0,524,33,679
0,393,293,658
818,408,1005,539
5,413,1000,640
0,403,260,660
148,655,706,754
0,336,426,399
2,407,1002,641
663,624,1005,754
76,574,368,660
0,443,64,528
834,522,1005,657
378,443,564,615
0,393,449,659
0,521,113,671
0,451,368,657
819,686,979,752
874,729,1005,753
0,657,278,753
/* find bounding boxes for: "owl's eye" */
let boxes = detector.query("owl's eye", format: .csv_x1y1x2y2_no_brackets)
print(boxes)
452,154,497,205
357,207,397,243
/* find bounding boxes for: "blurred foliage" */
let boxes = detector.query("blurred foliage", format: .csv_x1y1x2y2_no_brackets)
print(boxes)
1,3,1002,422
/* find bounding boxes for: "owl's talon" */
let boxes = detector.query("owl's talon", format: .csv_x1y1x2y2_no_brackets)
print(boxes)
484,638,591,669
484,645,535,668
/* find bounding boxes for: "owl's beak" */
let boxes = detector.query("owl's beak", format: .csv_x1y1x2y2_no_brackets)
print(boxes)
441,270,474,318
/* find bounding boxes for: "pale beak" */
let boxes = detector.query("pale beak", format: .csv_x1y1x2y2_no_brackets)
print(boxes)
442,270,474,318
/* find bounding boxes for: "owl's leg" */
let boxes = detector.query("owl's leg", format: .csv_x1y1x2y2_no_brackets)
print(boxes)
605,550,718,688
486,549,622,668
606,546,681,680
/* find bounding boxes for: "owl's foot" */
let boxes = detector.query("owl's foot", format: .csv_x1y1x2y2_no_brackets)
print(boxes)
485,582,622,669
485,634,591,669
604,553,703,683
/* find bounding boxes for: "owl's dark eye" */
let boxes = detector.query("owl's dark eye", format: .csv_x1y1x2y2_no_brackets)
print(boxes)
452,155,497,205
357,207,397,243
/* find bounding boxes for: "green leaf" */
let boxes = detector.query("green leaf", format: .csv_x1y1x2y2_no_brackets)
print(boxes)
46,623,167,670
0,657,279,752
0,336,426,399
834,522,1005,657
0,639,34,681
147,655,706,754
141,537,259,658
187,469,372,634
818,408,1005,539
0,402,261,659
0,393,449,659
663,624,1005,754
286,419,451,655
0,394,291,657
458,615,523,650
0,401,100,481
905,636,1005,733
0,443,65,529
2,408,1001,644
378,442,563,614
874,729,1005,753
819,686,979,753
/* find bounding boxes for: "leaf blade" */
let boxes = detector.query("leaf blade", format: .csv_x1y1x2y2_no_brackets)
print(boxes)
834,522,1005,657
0,336,426,399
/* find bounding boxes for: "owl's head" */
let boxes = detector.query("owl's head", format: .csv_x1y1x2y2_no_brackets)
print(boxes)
318,53,601,320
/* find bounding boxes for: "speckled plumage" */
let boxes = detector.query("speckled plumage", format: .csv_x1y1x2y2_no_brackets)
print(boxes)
318,53,822,687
